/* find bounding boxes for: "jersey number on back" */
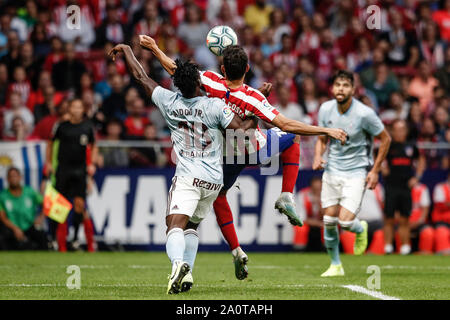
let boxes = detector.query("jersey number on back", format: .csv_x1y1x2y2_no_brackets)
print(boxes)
178,121,213,151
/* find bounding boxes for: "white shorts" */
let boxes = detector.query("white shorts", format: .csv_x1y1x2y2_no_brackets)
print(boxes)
321,171,367,215
166,176,222,224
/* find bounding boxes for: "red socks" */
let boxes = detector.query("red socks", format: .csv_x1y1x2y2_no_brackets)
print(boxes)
83,218,96,252
213,194,240,250
280,142,300,193
55,219,96,252
56,221,68,252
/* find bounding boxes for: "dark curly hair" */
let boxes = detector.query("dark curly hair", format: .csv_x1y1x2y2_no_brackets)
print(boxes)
222,45,248,81
172,59,200,98
331,70,354,87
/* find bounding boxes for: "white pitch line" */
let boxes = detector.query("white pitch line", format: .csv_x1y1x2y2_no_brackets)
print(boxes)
342,285,401,300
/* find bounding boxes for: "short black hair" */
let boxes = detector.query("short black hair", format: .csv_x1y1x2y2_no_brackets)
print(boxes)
222,45,248,81
172,59,200,98
331,70,354,86
7,167,21,176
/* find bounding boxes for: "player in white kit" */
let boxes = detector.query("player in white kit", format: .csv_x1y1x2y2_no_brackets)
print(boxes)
109,44,257,294
313,70,392,277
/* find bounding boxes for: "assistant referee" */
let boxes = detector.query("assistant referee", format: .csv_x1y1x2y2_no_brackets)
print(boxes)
45,99,97,252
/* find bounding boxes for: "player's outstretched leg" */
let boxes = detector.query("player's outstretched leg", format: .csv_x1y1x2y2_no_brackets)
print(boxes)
321,215,344,277
213,193,249,280
340,218,368,255
274,135,303,226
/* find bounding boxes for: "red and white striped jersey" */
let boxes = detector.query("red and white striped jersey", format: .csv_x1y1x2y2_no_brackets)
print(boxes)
199,70,280,154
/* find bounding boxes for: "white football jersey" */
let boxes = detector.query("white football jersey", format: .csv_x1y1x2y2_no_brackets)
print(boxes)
151,86,234,184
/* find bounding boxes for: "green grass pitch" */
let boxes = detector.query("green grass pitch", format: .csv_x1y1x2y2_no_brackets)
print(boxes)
0,251,448,300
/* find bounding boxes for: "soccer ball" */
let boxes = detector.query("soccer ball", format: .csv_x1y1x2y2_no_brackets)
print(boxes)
206,26,238,56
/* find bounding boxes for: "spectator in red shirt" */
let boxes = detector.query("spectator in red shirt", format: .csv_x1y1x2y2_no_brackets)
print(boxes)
95,4,125,48
294,14,320,56
43,36,64,72
124,97,150,138
418,21,446,70
432,0,450,42
30,99,68,141
8,66,31,106
270,33,297,70
133,1,161,39
309,28,341,91
27,70,64,112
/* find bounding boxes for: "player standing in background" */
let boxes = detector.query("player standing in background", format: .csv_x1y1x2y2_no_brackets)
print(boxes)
45,99,97,252
109,43,257,294
313,70,391,277
139,35,347,280
382,119,426,255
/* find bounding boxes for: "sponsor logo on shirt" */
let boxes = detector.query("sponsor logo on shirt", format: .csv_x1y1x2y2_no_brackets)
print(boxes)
80,134,88,146
405,146,413,157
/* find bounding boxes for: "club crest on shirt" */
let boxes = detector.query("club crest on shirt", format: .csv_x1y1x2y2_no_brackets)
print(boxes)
263,100,274,111
405,146,413,157
80,134,88,146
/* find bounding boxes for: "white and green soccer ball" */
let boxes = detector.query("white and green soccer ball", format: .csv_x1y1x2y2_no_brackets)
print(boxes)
206,25,238,56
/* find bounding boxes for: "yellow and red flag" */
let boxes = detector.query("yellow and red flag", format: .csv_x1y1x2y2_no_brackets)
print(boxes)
43,183,72,223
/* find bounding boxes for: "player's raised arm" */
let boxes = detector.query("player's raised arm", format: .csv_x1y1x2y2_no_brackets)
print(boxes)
139,35,177,76
271,113,348,144
109,44,159,97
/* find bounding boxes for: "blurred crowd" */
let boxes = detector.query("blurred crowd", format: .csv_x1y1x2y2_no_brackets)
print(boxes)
0,0,448,171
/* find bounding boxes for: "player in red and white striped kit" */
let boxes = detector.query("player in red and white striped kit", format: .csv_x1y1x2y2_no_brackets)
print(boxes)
139,36,347,279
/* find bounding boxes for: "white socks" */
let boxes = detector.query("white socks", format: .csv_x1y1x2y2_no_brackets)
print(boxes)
400,244,411,255
166,228,185,268
183,229,199,271
384,244,394,254
384,244,411,254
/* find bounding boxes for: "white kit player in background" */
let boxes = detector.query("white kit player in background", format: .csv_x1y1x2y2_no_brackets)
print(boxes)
313,70,392,277
109,44,257,294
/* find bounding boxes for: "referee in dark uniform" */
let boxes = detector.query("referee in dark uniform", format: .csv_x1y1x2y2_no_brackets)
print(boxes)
382,119,426,255
45,99,97,252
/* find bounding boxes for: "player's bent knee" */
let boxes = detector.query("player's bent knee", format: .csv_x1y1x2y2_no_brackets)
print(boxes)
166,214,189,231
186,221,200,231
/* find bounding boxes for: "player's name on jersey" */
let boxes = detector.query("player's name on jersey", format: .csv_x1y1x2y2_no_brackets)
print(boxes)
223,99,246,119
179,149,215,158
171,108,203,117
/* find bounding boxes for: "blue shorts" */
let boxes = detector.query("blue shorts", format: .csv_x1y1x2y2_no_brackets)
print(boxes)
222,128,296,191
